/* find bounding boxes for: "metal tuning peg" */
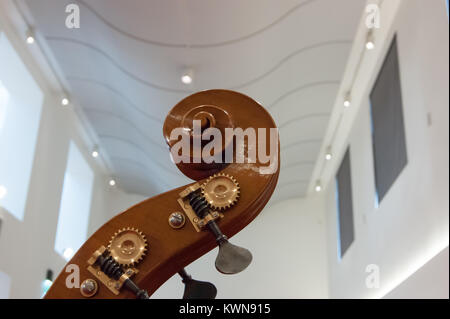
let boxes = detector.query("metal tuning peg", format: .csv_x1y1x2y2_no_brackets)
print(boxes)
178,269,217,299
207,221,252,275
185,188,253,275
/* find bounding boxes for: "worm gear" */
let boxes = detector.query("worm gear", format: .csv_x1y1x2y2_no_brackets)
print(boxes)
108,227,147,267
201,173,240,211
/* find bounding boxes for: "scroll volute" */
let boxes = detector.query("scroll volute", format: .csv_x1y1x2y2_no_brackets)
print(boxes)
45,90,279,299
163,92,236,180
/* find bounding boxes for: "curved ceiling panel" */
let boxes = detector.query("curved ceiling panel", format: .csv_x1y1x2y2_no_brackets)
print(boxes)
75,0,312,48
22,0,365,201
25,0,362,89
68,77,163,124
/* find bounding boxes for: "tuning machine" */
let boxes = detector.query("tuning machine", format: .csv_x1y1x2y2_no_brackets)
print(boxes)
177,175,252,275
86,227,150,298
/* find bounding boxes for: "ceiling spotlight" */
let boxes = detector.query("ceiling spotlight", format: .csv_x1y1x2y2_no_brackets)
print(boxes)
314,180,322,192
91,146,99,158
26,29,35,44
343,92,351,108
181,69,193,84
61,97,69,106
365,31,375,50
325,146,332,161
0,185,7,199
26,36,35,44
109,179,116,187
40,269,54,297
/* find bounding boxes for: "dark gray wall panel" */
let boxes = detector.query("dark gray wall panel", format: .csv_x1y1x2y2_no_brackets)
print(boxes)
336,148,354,258
370,36,408,202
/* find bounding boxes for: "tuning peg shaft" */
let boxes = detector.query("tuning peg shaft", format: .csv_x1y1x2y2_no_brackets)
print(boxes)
187,189,252,275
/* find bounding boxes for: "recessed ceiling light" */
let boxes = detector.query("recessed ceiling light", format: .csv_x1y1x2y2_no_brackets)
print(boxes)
61,97,69,106
109,179,116,186
181,74,192,84
181,69,193,84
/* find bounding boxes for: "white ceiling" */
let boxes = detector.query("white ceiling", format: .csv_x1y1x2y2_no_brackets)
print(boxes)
22,0,365,203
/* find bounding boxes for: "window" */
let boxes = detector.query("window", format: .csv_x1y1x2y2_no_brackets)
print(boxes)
0,33,44,220
446,0,449,18
336,148,355,259
370,36,407,204
54,142,94,260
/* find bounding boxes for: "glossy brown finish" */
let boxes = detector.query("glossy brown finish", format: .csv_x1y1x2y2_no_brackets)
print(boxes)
45,90,279,299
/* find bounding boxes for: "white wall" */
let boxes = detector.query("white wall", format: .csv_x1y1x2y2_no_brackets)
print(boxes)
153,195,329,299
0,9,146,298
323,0,449,299
0,96,145,298
384,246,449,299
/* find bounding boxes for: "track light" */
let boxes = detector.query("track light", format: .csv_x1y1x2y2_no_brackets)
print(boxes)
366,40,374,50
26,29,35,44
61,97,69,106
343,92,351,108
181,69,193,84
41,269,53,297
315,180,322,192
325,146,332,161
109,179,116,187
91,146,99,158
365,30,375,50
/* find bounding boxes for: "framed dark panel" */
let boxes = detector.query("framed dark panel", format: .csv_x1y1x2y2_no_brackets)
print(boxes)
336,148,354,258
370,36,408,203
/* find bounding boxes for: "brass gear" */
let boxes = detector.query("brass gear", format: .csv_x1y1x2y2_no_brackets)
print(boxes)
108,227,147,267
201,173,240,211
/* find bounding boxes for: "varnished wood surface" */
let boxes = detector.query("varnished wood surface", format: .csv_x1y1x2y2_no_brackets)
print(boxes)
45,90,280,299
